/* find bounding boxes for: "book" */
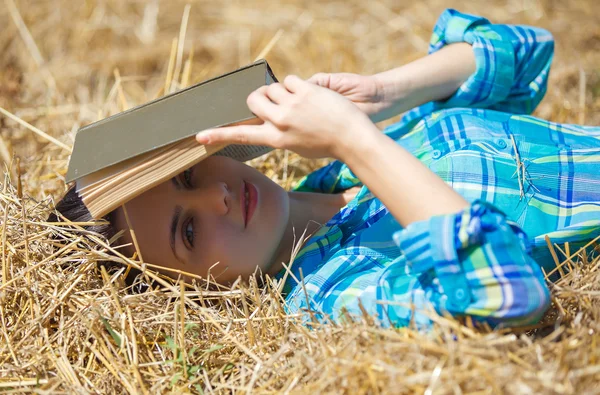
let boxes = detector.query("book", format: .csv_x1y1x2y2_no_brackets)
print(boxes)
66,60,277,219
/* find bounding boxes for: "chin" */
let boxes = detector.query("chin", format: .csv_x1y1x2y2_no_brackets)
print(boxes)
259,180,290,266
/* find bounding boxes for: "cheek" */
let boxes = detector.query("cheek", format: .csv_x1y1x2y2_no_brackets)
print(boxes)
197,215,275,273
195,219,243,265
258,181,289,232
195,222,265,281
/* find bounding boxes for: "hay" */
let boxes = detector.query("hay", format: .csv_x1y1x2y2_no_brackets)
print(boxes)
1,0,599,393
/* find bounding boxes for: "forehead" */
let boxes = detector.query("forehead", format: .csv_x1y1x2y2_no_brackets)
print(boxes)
126,181,173,225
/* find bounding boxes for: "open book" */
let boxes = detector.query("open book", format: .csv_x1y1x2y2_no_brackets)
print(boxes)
66,60,277,219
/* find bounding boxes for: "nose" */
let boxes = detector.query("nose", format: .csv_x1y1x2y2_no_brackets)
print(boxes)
181,182,230,216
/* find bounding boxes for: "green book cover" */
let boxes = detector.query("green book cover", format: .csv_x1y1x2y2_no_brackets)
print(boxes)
66,59,277,183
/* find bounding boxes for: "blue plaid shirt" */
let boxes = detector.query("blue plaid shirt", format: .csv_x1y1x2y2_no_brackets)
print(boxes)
276,9,600,329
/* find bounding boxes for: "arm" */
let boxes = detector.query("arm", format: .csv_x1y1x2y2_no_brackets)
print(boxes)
311,9,555,121
333,127,547,325
339,122,468,225
309,43,476,123
393,201,551,326
428,9,555,114
286,201,551,328
197,78,551,327
373,42,477,122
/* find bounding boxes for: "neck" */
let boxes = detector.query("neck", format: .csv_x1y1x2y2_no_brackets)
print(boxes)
266,188,359,277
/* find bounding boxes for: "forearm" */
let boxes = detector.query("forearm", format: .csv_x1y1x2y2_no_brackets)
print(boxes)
371,43,475,122
338,124,468,227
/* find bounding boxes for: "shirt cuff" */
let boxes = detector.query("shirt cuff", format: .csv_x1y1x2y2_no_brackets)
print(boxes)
429,9,515,108
392,201,527,313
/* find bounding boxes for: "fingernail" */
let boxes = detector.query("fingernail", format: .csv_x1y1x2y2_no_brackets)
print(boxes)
196,132,210,144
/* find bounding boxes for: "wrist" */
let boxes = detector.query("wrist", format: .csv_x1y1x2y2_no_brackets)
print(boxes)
370,68,413,123
333,119,385,163
373,69,411,103
368,43,475,122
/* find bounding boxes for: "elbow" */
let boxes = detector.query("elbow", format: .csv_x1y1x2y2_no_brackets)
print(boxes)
537,27,555,47
525,278,551,324
527,26,555,58
499,269,551,325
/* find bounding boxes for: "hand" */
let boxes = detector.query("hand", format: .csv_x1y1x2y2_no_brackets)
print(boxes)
307,73,389,122
196,75,379,161
309,43,476,123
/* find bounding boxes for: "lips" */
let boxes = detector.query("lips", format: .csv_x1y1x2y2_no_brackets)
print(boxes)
242,181,258,228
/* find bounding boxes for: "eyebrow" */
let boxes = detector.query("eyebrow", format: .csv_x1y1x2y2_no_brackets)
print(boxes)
170,205,183,263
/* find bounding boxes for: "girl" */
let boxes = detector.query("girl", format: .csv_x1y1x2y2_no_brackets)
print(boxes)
51,9,600,329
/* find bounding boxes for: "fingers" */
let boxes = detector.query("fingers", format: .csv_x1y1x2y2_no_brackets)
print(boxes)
307,72,330,87
196,123,280,147
283,75,306,93
246,86,279,121
265,83,292,104
198,76,308,148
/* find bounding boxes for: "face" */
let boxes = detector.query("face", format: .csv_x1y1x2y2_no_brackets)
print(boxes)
113,156,290,283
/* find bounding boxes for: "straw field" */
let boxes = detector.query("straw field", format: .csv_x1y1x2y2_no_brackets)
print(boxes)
1,0,599,393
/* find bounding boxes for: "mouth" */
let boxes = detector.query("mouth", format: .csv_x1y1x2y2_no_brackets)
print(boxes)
242,181,258,228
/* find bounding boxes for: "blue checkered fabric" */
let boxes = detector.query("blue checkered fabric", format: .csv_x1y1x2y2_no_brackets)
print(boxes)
275,9,600,329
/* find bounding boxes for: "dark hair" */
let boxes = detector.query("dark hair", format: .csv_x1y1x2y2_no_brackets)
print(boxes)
47,186,145,287
47,186,117,240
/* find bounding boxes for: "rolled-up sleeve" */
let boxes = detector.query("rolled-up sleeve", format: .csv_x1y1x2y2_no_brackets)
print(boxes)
430,9,555,114
393,201,551,327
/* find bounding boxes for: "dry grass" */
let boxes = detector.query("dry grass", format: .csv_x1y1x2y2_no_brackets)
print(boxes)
1,0,600,393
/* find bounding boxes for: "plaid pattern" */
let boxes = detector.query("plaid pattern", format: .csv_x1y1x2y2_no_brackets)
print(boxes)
275,9,600,329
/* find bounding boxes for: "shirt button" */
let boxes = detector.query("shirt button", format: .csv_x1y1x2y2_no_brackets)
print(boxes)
432,150,442,159
454,288,467,301
496,139,507,149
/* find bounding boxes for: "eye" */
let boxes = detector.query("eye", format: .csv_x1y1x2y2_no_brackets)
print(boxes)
182,216,196,249
180,167,194,189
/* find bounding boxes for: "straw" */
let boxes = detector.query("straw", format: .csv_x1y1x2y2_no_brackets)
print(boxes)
1,0,600,393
